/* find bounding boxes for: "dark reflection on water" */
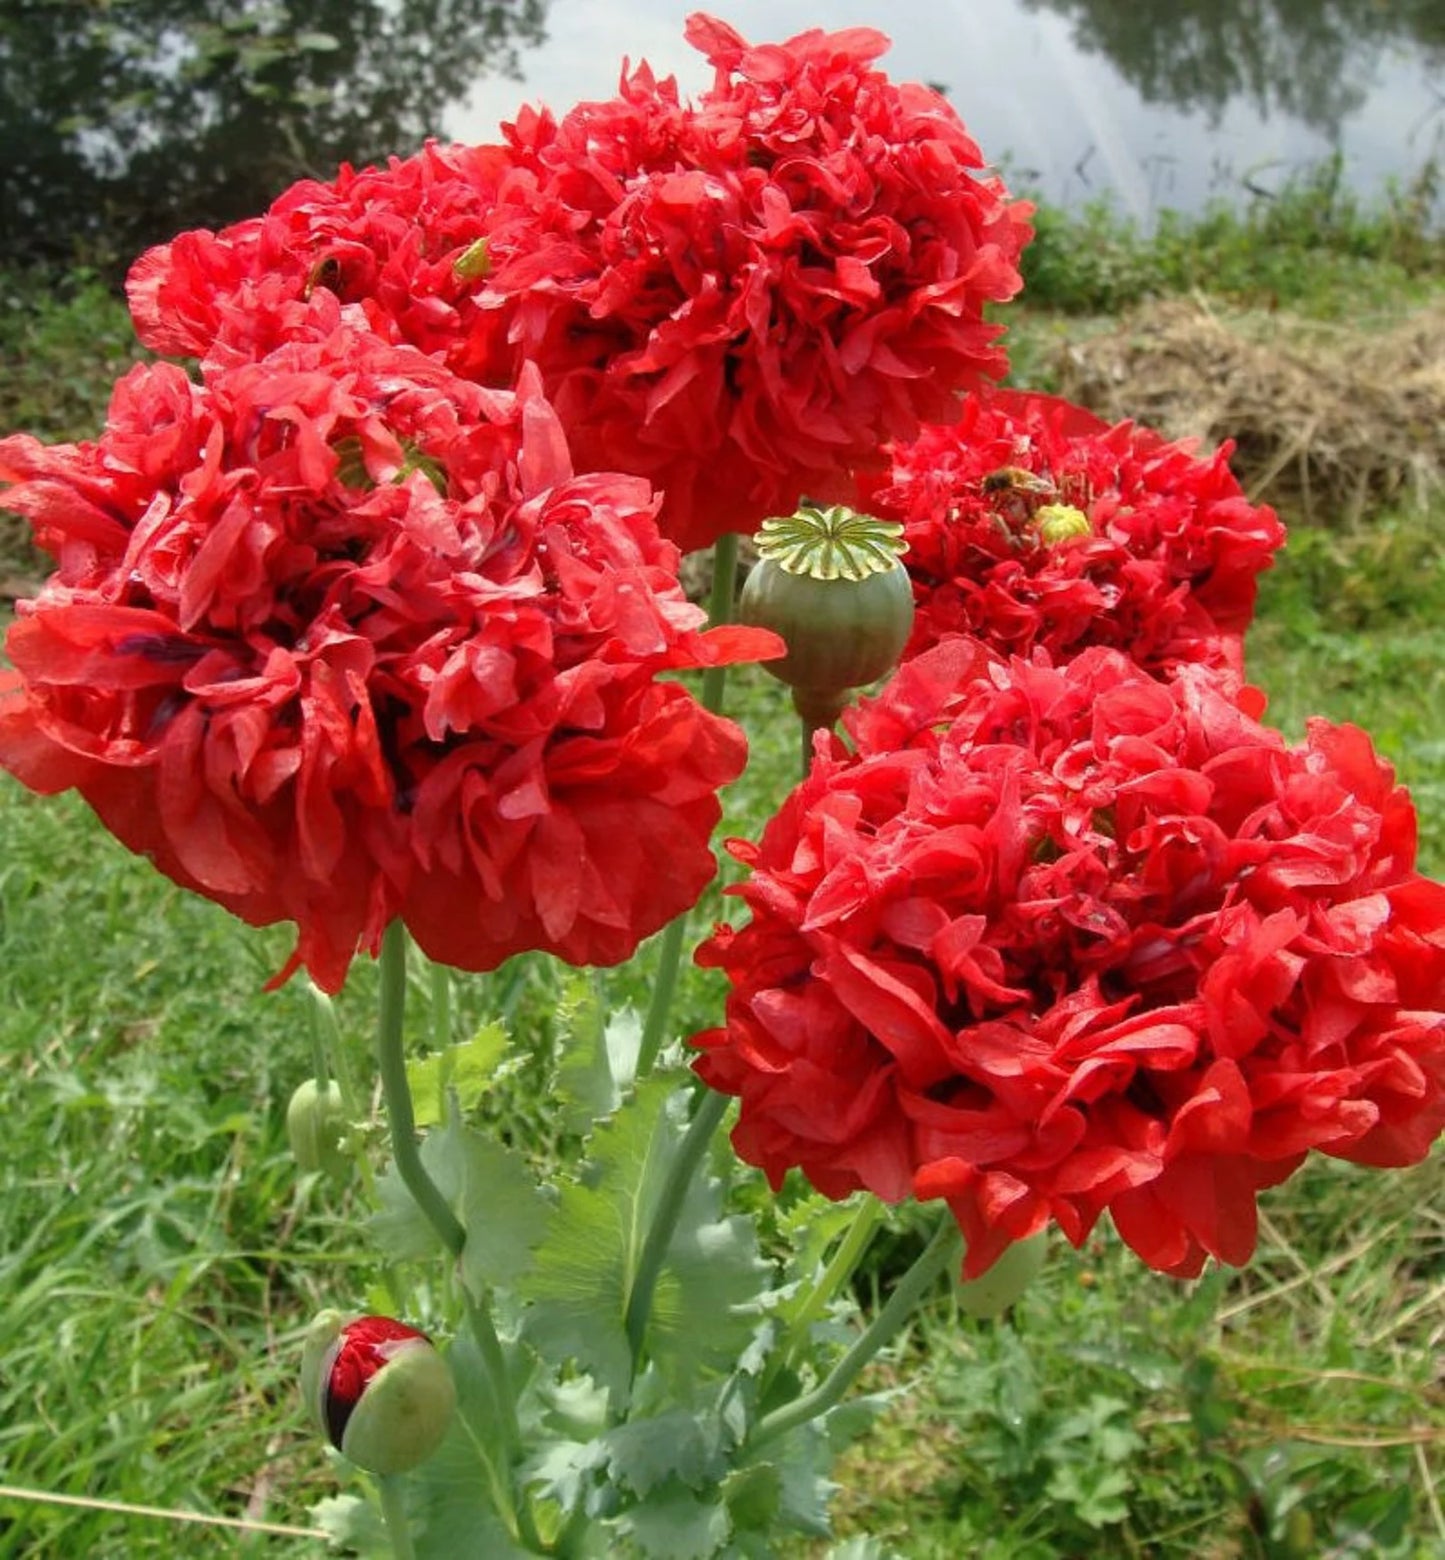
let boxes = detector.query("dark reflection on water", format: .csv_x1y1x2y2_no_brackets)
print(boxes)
1025,0,1445,135
0,0,547,269
4,0,1442,271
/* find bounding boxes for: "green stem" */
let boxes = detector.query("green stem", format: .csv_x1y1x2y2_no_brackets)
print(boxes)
461,1289,521,1468
636,531,743,1078
777,1196,885,1381
751,1215,963,1450
635,917,687,1078
429,959,452,1054
310,977,409,1311
700,529,740,716
791,687,848,780
376,921,464,1257
376,937,537,1544
304,984,332,1091
624,1087,730,1372
376,1473,417,1560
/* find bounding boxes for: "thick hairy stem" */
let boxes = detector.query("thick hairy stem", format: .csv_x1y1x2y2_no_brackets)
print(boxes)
700,529,740,715
376,1474,417,1560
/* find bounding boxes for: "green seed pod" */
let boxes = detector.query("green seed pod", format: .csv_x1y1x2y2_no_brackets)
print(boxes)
738,503,915,726
301,1312,457,1476
954,1233,1048,1319
286,1078,349,1179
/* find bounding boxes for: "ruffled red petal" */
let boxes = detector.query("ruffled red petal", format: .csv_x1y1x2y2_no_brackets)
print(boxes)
690,643,1445,1278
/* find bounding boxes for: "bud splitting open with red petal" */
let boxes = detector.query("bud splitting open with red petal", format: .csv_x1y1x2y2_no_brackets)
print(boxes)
301,1312,456,1475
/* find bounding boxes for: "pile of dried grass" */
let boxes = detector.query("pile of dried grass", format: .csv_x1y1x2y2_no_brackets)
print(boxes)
1050,295,1445,525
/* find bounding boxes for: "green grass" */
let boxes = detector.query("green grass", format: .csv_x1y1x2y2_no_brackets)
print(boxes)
0,794,351,1555
1016,155,1444,318
817,1148,1442,1559
0,268,149,445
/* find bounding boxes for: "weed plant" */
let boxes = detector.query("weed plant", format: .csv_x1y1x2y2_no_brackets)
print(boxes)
1019,156,1444,318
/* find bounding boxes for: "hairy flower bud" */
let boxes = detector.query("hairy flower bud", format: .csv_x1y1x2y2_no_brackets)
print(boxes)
301,1312,457,1475
286,1078,349,1179
738,504,915,727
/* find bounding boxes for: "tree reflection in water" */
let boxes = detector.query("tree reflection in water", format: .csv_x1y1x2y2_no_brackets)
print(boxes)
0,0,547,269
1022,0,1445,134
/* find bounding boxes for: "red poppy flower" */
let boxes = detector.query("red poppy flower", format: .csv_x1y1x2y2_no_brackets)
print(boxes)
121,19,1031,555
474,14,1032,551
0,312,780,991
691,639,1445,1278
126,139,512,374
861,390,1286,676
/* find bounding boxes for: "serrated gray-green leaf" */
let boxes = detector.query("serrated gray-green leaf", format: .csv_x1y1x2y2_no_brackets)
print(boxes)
521,1436,609,1514
649,1198,769,1398
409,1432,533,1560
368,1108,551,1292
602,1409,719,1497
404,1025,508,1128
517,1077,675,1397
310,1493,390,1555
770,1423,837,1538
554,980,642,1134
823,1389,898,1453
536,1374,610,1440
719,1462,782,1533
447,1333,517,1475
518,1079,769,1402
618,1479,732,1560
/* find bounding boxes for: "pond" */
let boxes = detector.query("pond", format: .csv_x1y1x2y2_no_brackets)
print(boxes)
452,0,1445,221
4,0,1442,270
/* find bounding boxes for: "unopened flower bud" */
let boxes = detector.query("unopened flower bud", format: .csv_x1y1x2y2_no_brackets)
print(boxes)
739,504,915,726
954,1233,1048,1318
301,1312,457,1475
286,1078,349,1179
1035,503,1092,546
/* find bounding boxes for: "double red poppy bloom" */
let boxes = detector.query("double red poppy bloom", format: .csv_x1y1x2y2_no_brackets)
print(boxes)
126,138,512,375
0,311,777,991
862,390,1286,676
692,640,1445,1277
123,14,1033,552
476,15,1033,550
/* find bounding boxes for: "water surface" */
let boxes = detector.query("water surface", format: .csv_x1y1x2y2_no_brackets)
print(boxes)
450,0,1445,220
